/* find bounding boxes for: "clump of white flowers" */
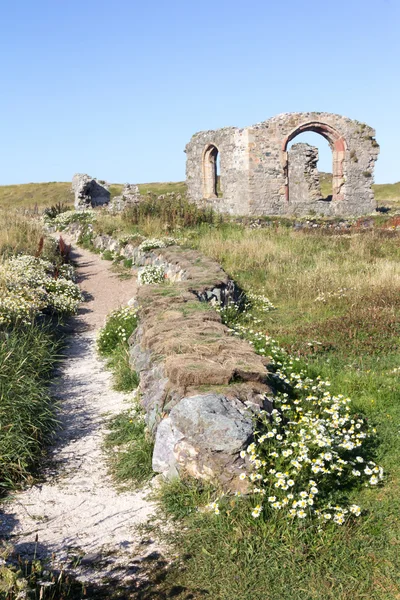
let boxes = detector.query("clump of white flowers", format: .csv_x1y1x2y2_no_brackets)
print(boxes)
138,265,166,285
44,209,96,230
213,292,276,330
204,500,221,515
0,254,82,327
138,237,178,252
97,306,138,355
246,292,276,312
206,294,383,526
314,288,352,303
58,263,77,282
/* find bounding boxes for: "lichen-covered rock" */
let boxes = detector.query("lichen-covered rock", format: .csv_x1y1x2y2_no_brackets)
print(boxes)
152,394,253,490
72,174,110,209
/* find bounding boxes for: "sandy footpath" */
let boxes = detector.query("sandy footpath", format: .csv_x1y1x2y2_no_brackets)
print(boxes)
0,240,157,582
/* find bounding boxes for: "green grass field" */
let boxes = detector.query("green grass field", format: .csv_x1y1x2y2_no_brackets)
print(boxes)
1,176,398,211
0,180,187,210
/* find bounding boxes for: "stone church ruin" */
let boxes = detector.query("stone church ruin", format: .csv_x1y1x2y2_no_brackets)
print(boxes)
185,112,380,217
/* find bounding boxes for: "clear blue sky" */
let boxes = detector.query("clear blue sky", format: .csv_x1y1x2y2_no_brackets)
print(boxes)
1,0,399,185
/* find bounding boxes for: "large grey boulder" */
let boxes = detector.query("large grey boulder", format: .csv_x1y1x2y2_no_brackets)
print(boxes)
72,173,110,209
152,394,253,491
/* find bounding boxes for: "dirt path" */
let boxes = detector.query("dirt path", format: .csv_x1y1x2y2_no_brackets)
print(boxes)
0,241,157,583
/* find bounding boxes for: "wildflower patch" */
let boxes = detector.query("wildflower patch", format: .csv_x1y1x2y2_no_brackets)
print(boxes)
138,237,178,252
212,296,383,525
97,306,138,356
138,265,166,285
44,209,96,230
0,254,82,327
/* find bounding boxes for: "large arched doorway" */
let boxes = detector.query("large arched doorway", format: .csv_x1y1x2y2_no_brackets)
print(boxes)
203,144,220,199
281,122,346,203
287,132,332,202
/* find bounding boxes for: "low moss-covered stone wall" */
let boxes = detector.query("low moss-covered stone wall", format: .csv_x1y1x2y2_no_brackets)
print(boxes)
126,245,273,491
66,227,274,491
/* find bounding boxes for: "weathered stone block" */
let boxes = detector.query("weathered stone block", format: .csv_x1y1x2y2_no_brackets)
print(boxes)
152,394,253,490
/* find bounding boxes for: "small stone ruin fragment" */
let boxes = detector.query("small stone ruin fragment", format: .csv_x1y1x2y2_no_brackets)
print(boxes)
72,174,110,209
108,183,141,213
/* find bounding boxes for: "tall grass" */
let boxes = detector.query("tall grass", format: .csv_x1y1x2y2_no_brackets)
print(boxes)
122,193,221,232
0,210,70,492
0,324,60,492
192,225,400,311
0,210,46,257
0,182,73,210
104,408,154,486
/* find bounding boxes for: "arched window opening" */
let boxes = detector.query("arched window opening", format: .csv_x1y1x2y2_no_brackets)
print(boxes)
282,122,346,204
287,132,333,202
203,145,221,199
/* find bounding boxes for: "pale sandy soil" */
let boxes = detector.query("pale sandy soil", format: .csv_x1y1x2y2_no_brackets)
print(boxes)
0,241,159,584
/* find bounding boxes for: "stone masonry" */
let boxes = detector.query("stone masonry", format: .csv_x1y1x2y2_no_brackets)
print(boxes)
72,174,110,209
108,183,141,213
185,112,380,217
288,143,323,212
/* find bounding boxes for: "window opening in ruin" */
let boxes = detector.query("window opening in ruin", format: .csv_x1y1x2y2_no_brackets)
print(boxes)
203,145,220,199
216,153,222,197
287,132,333,202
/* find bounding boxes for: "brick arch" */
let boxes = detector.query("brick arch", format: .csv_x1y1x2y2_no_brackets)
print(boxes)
202,144,220,199
281,122,347,202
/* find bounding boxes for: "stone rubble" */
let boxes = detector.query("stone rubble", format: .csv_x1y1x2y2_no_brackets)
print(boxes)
108,183,141,213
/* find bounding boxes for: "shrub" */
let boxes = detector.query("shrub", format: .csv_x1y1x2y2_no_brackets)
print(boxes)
101,249,114,261
97,306,139,392
123,193,221,231
0,255,82,328
42,202,71,220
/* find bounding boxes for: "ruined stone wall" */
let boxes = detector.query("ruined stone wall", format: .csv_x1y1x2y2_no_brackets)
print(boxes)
185,127,250,214
185,112,380,217
72,174,110,209
287,143,322,214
